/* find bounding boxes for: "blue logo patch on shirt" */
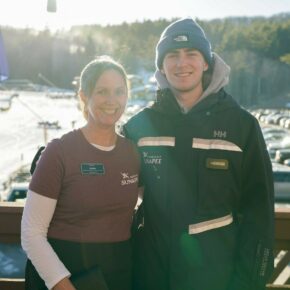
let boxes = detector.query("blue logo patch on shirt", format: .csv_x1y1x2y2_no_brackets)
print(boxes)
81,163,105,175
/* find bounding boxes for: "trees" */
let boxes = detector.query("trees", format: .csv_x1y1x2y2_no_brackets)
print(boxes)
1,14,290,106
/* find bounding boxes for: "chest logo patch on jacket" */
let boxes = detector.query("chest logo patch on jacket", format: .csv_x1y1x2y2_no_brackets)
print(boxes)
143,151,162,165
206,158,229,170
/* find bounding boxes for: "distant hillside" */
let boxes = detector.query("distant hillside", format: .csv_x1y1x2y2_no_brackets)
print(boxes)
1,14,290,106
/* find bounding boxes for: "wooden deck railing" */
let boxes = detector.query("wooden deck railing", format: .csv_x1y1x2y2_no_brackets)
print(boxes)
0,202,25,290
0,202,289,290
267,207,290,289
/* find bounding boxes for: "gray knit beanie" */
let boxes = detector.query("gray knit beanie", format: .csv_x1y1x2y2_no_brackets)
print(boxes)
155,18,212,69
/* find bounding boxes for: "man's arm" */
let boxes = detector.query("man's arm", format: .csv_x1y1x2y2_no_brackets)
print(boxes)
228,119,275,290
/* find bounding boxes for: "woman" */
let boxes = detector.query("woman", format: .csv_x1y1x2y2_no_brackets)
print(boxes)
21,56,140,290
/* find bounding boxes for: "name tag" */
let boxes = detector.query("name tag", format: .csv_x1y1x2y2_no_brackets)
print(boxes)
81,163,105,175
206,158,229,170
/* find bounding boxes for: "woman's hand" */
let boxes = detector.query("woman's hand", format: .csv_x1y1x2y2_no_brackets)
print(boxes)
52,277,76,290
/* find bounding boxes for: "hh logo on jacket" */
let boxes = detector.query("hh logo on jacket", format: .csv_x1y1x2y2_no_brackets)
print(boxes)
213,130,227,138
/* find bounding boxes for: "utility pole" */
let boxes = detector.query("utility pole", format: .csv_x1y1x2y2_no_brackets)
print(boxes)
15,96,48,145
38,73,57,88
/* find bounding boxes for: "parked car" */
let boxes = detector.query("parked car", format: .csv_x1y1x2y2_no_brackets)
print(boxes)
264,132,288,143
272,163,290,203
283,118,290,129
267,136,290,159
275,149,290,164
5,182,28,202
262,127,288,135
282,159,290,167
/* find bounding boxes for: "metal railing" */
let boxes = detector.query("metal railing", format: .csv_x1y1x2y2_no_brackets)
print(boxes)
0,202,289,290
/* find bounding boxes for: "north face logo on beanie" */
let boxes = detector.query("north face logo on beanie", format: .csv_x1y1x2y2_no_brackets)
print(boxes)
173,35,188,42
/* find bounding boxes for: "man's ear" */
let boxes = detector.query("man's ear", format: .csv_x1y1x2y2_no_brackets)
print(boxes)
203,62,209,72
160,68,165,75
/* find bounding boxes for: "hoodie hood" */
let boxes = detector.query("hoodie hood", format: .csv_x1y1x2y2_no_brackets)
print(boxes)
154,52,230,106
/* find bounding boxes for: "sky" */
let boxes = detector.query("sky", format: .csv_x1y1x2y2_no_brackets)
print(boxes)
0,0,290,30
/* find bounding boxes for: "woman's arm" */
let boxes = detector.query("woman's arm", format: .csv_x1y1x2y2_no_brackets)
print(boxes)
21,190,72,290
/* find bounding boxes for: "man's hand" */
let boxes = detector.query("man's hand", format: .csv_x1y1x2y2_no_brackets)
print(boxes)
52,277,76,290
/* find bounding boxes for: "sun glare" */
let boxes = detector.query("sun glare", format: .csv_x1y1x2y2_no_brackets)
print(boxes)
0,0,289,31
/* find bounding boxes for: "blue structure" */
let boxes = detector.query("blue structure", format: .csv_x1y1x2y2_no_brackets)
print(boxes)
0,30,9,81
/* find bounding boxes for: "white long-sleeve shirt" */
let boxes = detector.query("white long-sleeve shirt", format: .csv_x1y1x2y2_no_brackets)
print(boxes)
21,190,71,289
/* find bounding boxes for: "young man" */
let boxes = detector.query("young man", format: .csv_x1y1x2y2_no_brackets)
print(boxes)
123,18,274,290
